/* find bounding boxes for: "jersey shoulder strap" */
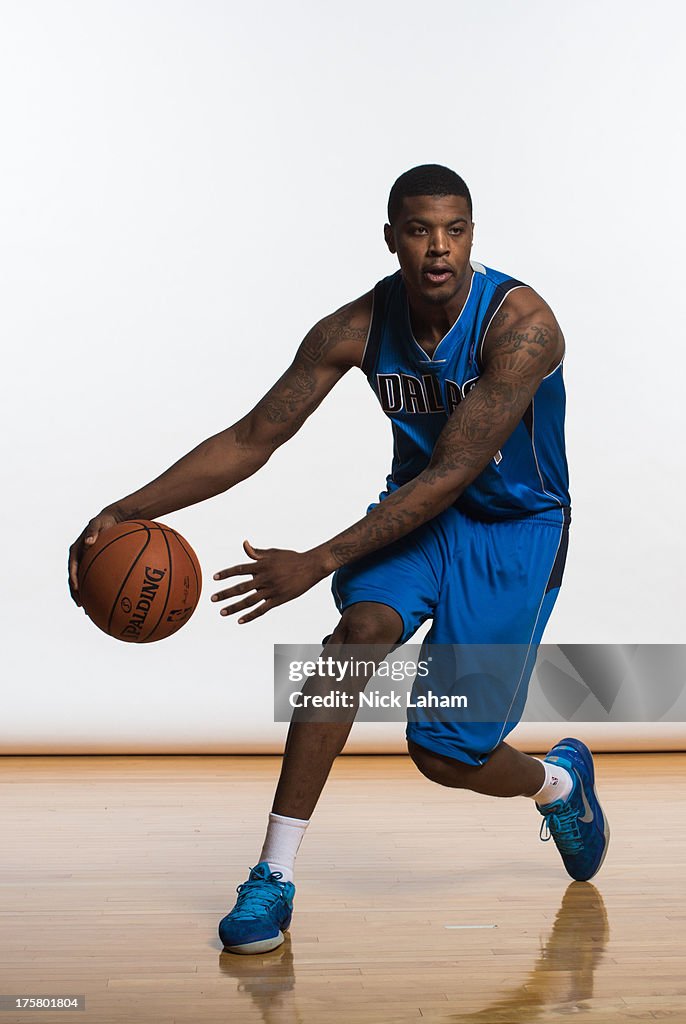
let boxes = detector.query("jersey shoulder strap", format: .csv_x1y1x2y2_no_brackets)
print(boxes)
361,272,400,378
473,274,528,369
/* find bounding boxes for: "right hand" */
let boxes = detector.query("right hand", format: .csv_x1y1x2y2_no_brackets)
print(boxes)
68,509,123,607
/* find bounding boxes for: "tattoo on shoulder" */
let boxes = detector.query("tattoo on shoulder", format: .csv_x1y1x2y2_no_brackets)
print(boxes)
488,320,558,358
243,300,369,443
489,308,510,332
300,306,368,364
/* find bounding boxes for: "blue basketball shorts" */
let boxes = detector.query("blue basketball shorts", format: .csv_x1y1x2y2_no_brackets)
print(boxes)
332,503,570,766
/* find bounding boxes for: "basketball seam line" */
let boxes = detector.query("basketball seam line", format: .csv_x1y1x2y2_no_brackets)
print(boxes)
166,526,202,597
142,523,174,642
106,525,153,637
78,522,150,590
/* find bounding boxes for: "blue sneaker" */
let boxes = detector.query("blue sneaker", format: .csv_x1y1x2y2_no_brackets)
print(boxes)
218,862,295,954
537,738,610,881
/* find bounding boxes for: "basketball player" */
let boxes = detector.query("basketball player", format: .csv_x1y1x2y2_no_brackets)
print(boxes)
69,165,609,955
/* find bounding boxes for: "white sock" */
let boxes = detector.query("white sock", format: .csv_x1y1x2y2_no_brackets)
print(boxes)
258,812,309,884
531,758,574,806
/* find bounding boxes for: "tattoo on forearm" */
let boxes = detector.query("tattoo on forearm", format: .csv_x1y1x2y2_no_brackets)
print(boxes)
424,371,532,477
330,477,437,566
328,375,530,566
262,365,317,425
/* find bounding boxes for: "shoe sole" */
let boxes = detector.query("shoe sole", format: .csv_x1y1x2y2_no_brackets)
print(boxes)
553,738,610,881
222,930,285,955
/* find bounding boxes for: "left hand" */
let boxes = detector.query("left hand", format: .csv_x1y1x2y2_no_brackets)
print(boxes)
212,540,327,623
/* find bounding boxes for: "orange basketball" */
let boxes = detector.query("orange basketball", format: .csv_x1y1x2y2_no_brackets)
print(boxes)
77,520,202,643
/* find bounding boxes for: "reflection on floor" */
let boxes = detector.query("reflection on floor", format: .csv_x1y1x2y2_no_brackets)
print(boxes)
1,754,684,1022
220,882,610,1023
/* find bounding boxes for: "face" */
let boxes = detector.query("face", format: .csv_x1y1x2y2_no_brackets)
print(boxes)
384,195,474,306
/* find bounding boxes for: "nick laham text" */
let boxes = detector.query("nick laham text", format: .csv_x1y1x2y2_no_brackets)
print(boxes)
289,690,468,709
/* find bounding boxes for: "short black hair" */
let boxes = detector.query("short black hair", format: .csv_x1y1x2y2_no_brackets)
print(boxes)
387,164,472,224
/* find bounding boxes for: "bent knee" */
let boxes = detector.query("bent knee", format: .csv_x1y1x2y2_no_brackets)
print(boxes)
408,739,446,783
408,739,474,787
329,602,403,647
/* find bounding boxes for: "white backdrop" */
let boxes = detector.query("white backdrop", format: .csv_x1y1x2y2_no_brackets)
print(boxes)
1,0,684,753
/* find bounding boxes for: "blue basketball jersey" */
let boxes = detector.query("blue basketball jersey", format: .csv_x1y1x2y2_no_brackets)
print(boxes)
361,262,571,520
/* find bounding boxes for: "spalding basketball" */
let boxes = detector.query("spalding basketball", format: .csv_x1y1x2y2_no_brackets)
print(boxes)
77,520,202,643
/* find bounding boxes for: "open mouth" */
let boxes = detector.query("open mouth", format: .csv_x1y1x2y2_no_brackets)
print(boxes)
423,267,453,285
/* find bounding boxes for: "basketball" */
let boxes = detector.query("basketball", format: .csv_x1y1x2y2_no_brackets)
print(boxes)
77,520,202,643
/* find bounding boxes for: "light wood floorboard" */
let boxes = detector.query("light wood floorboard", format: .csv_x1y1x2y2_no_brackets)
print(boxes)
1,754,684,1023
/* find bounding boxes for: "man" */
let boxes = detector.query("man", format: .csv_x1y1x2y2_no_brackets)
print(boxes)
69,165,609,956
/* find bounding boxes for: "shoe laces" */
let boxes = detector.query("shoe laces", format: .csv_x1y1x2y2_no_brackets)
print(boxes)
539,802,583,855
231,869,288,920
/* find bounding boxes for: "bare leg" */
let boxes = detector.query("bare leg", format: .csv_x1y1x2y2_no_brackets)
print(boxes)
271,602,403,819
408,739,545,798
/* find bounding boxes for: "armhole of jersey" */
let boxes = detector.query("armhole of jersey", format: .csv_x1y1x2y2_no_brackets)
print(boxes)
476,279,529,372
361,280,386,379
541,347,566,380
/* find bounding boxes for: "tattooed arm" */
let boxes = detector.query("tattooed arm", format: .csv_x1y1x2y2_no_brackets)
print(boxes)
69,294,371,603
213,287,565,622
320,288,564,566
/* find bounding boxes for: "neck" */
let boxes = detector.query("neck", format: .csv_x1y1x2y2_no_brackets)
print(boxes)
407,269,474,350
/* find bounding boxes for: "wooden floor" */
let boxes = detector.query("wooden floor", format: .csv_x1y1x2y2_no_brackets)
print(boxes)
1,754,684,1023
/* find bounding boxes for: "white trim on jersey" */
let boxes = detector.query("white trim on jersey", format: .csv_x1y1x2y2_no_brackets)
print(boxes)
359,289,376,371
478,284,565,381
477,283,530,368
541,353,566,381
406,271,476,364
530,397,564,510
491,513,566,752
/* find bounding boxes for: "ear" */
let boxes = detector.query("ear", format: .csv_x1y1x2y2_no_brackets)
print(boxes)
384,223,396,254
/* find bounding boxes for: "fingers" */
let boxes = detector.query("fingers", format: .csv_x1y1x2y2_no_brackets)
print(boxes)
69,579,82,607
83,517,103,548
211,580,255,602
243,539,265,559
68,536,86,605
69,512,120,609
212,542,278,624
238,601,273,624
219,592,263,617
68,575,82,606
213,540,270,580
213,563,255,582
68,516,107,605
68,543,80,591
69,518,101,584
